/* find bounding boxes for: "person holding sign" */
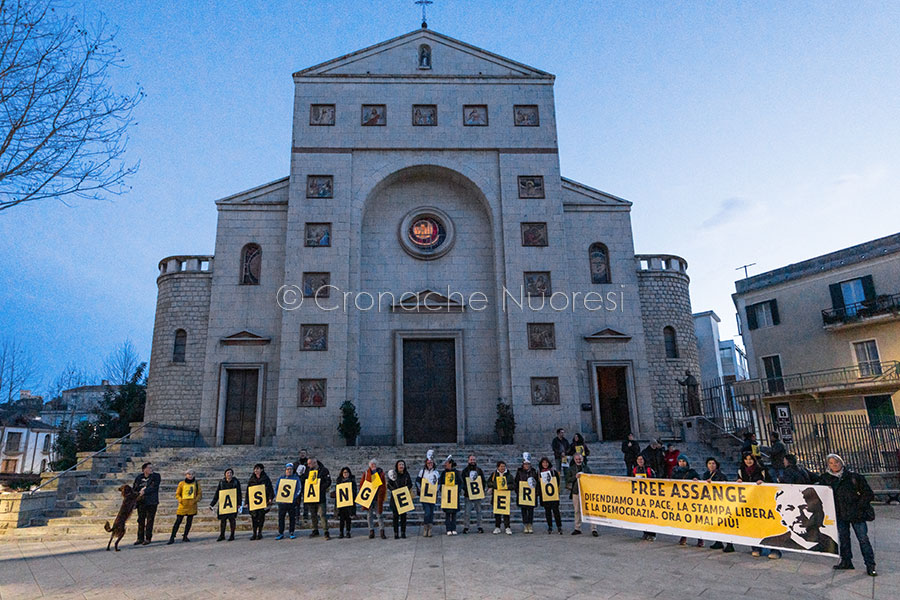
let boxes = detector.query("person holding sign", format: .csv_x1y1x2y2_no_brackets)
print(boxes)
334,467,357,538
209,468,241,541
460,454,486,534
416,455,440,537
537,456,562,534
670,456,701,547
701,457,734,553
488,460,514,535
274,463,302,540
361,459,387,539
566,453,597,536
387,460,414,538
737,452,771,557
566,432,590,463
246,463,274,540
515,453,539,534
440,457,460,535
303,457,332,540
167,469,202,545
631,454,656,541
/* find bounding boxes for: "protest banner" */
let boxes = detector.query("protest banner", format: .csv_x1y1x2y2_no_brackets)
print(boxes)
579,474,839,556
336,481,354,509
248,484,267,511
392,487,415,514
218,488,237,515
276,479,297,503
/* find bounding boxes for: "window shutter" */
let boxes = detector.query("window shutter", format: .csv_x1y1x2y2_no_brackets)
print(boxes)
769,300,780,326
861,275,876,301
829,283,844,310
745,304,758,330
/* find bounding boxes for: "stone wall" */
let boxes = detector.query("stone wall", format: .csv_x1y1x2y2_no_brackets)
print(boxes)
637,256,701,436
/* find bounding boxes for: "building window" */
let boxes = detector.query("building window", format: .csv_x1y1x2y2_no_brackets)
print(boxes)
4,432,22,453
745,299,780,330
42,435,51,453
240,243,261,285
418,44,431,69
663,326,678,359
589,243,611,284
1,459,17,473
829,275,875,317
761,355,784,394
853,340,882,376
173,329,187,363
41,459,47,472
864,395,895,426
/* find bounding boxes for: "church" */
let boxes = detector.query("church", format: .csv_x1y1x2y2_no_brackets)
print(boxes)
144,28,700,447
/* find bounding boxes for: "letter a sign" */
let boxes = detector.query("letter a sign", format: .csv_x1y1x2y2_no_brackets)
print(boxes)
304,471,320,504
336,481,353,509
518,481,535,507
248,484,266,511
218,488,237,515
392,487,415,515
466,476,485,500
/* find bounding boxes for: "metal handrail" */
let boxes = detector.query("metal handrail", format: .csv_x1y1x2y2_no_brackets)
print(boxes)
822,292,900,325
29,421,155,495
693,414,770,460
733,361,900,398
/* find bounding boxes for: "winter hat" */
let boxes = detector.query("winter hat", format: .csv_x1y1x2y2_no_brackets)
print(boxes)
826,453,845,466
285,462,294,470
677,455,689,465
523,452,532,464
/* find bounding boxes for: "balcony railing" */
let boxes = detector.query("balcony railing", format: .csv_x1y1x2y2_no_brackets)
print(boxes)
822,292,900,326
733,361,900,398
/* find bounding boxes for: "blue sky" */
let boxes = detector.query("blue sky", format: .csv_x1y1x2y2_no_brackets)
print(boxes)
2,1,899,394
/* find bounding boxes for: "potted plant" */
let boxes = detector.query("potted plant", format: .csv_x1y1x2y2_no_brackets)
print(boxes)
494,398,515,444
337,401,361,446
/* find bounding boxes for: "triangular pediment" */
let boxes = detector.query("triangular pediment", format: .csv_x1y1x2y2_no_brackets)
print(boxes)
220,331,271,345
216,177,289,206
294,29,553,79
584,328,632,342
392,289,465,313
562,178,632,211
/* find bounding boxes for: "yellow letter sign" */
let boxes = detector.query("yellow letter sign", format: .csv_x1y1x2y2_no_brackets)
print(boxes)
304,471,320,504
442,484,458,510
336,481,353,509
248,484,266,511
493,489,511,515
466,476,485,500
518,481,535,507
420,479,438,504
218,488,237,515
392,487,415,515
356,479,377,509
276,479,297,503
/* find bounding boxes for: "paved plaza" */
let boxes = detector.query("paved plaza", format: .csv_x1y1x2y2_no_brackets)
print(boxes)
0,507,896,600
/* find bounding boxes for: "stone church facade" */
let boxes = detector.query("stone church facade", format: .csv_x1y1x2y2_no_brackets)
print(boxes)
145,29,700,447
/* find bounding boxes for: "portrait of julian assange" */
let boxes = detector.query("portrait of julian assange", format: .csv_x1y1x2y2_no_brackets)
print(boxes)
760,487,838,554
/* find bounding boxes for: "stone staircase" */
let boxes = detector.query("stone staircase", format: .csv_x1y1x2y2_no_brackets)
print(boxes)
1,440,725,541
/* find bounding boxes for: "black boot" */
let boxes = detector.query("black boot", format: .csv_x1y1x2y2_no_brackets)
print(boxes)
833,561,854,570
394,527,399,539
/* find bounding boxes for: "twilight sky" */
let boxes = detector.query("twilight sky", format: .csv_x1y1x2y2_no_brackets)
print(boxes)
2,1,899,395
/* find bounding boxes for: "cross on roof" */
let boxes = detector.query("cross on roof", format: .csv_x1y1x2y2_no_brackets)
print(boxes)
415,0,433,29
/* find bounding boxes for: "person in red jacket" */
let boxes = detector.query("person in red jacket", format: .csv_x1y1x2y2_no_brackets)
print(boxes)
663,444,680,478
361,459,387,539
632,455,656,541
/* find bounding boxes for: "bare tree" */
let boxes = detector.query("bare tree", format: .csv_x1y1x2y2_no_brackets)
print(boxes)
46,360,93,401
0,338,37,403
0,0,143,211
102,339,140,386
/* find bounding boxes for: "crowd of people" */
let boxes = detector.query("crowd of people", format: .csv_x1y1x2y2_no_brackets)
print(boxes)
126,429,878,577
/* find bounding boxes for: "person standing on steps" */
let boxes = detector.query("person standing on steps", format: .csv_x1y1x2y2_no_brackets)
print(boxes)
293,449,309,521
551,428,570,473
441,457,460,536
565,453,597,536
701,457,734,553
641,439,665,480
334,466,357,539
388,460,413,539
417,453,440,537
460,454,485,534
819,453,877,577
246,463,274,540
209,467,241,542
663,443,680,478
767,432,787,482
488,460,514,535
168,469,201,545
361,458,387,539
567,432,590,463
631,455,656,541
133,462,160,545
304,457,332,540
537,456,562,534
621,434,640,477
515,453,538,534
274,463,302,540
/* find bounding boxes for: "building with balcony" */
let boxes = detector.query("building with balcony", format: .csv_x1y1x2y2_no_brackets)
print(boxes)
0,416,57,475
732,232,900,429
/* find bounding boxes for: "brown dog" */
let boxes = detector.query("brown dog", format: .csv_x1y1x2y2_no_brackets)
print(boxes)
104,484,139,551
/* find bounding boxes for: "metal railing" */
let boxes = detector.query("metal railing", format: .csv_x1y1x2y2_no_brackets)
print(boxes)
822,292,900,326
732,361,900,398
786,413,900,474
29,421,154,495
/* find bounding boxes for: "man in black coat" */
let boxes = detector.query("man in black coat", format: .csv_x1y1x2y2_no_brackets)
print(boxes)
621,433,640,476
779,454,812,485
641,439,665,480
819,453,876,576
133,462,161,545
551,428,570,473
760,487,838,555
303,457,332,540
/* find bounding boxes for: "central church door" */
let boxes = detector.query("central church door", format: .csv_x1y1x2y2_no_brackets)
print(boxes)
403,339,457,443
223,369,258,445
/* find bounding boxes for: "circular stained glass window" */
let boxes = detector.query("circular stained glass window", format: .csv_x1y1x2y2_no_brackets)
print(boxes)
398,207,455,260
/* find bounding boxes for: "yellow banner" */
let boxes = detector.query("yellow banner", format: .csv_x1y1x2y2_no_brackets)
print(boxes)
276,478,297,503
579,474,839,557
248,484,267,511
420,479,438,504
518,481,536,506
493,489,511,515
336,482,354,509
304,474,320,504
218,488,237,515
392,487,415,515
356,479,377,509
441,484,458,510
466,476,485,500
